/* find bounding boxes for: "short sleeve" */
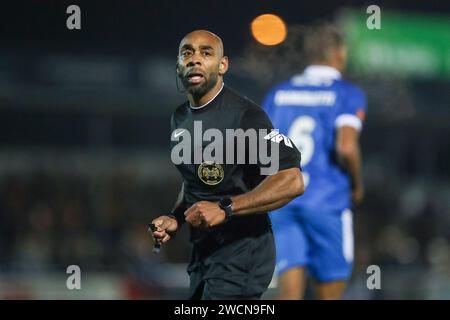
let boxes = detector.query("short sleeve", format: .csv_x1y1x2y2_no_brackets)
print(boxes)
241,105,301,174
335,84,367,132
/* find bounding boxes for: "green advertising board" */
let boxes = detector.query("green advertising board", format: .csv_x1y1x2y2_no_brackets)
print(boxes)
340,9,450,79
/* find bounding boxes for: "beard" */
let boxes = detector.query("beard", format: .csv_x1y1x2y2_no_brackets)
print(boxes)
181,72,219,100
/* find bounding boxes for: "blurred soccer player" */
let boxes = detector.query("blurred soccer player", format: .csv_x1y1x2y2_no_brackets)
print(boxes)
263,23,367,299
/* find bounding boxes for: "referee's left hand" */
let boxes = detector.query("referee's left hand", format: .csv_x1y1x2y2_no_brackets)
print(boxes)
184,201,226,228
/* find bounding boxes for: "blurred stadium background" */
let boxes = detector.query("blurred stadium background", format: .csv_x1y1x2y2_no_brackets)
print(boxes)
1,0,450,299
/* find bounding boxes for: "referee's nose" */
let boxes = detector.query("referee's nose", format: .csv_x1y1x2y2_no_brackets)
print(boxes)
186,52,202,67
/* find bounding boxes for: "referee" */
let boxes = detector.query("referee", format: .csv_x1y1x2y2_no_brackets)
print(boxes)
151,30,304,300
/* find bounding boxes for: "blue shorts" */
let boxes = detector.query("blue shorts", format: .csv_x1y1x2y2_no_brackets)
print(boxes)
269,205,354,282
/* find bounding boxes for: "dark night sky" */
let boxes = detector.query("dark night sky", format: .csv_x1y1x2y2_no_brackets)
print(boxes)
2,0,449,55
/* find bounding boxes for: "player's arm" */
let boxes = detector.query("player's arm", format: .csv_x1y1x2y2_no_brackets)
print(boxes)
231,167,303,214
152,112,188,243
334,86,367,205
184,168,303,227
151,183,185,243
336,126,363,204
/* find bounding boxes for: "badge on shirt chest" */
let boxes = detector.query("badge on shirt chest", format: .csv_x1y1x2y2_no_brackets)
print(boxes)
197,161,224,185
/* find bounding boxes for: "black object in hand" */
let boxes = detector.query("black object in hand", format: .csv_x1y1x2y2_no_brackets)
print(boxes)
148,223,161,254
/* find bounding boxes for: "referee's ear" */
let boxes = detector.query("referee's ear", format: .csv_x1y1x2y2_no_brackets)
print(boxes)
219,56,229,76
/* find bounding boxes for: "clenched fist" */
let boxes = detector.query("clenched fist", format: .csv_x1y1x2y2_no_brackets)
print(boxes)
151,215,178,244
184,201,226,228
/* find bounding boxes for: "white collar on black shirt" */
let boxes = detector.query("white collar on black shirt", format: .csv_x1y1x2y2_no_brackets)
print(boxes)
189,83,225,110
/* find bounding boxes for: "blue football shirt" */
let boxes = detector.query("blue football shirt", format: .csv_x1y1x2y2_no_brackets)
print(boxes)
263,65,367,211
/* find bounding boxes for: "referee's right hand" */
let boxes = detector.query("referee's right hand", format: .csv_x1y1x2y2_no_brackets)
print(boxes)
151,215,178,243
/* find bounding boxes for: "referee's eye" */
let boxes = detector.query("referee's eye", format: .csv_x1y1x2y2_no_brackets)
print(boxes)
180,50,194,59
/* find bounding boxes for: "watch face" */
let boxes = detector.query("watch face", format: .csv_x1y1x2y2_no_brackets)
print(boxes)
221,198,232,207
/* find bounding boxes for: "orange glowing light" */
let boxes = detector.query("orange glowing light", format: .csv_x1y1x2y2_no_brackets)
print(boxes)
251,14,287,46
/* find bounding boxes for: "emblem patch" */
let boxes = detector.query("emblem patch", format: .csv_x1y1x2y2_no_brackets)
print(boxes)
197,161,224,185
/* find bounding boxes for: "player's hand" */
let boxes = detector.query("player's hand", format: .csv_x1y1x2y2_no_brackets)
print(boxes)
184,201,226,228
151,215,178,244
352,183,364,205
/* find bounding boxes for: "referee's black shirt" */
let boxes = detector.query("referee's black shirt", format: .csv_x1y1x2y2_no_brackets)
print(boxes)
170,84,301,247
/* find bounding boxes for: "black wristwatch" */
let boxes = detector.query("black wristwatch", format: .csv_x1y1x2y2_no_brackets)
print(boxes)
219,197,233,219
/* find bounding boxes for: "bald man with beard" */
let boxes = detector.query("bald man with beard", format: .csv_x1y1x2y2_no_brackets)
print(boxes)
150,30,304,300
